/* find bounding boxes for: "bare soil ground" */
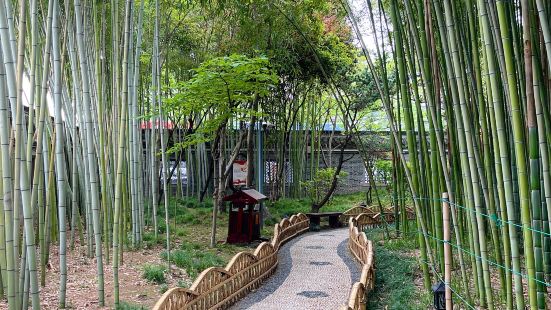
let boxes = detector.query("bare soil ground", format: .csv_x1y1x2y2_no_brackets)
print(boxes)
0,241,190,310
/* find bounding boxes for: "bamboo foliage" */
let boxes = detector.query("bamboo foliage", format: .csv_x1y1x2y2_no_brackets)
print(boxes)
347,0,551,308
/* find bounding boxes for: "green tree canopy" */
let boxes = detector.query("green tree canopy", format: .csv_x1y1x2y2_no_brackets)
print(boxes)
165,54,278,150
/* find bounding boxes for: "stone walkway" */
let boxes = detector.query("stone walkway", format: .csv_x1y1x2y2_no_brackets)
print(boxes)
230,228,360,310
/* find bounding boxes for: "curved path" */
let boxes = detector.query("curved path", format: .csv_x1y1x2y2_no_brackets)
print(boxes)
230,228,359,310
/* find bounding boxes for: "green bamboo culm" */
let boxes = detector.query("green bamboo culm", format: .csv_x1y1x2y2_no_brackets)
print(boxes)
521,1,545,308
113,0,133,306
51,0,68,306
344,0,551,308
388,0,430,289
73,0,105,304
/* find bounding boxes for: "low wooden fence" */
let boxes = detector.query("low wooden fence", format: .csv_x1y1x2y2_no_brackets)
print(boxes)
153,213,310,310
342,205,415,228
341,214,375,310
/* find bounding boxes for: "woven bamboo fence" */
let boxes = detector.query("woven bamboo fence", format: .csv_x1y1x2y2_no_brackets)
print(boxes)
152,213,310,310
340,214,375,310
340,206,373,223
342,205,415,227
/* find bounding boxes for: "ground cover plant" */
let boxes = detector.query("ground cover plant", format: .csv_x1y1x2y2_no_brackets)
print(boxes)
365,227,431,310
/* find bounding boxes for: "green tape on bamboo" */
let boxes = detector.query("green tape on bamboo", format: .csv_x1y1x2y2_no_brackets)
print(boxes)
489,214,502,228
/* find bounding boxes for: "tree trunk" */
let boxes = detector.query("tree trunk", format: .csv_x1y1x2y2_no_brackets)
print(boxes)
312,135,351,212
210,126,225,248
246,100,258,187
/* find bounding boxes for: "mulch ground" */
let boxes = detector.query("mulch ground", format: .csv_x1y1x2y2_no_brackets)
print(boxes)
0,240,191,309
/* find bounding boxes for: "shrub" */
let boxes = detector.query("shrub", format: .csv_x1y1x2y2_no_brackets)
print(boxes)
142,232,166,249
374,160,392,185
178,279,191,288
200,200,214,209
300,168,348,206
180,242,201,251
161,243,224,278
142,264,166,284
175,228,187,237
157,221,167,234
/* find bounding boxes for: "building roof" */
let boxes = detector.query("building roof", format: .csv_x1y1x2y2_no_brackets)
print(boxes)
223,189,267,204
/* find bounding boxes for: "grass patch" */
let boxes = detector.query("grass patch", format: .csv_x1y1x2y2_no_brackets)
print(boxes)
365,226,431,310
149,198,254,275
142,264,167,284
367,244,428,309
142,232,166,249
177,279,192,288
266,191,372,220
161,242,225,278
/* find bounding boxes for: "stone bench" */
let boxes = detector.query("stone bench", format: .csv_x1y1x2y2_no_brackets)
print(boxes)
305,212,343,230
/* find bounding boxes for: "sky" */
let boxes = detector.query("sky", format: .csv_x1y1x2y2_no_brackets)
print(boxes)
348,0,387,53
347,0,392,131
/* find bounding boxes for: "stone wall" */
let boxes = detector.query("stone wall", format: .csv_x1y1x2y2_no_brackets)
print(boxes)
301,151,369,195
163,149,392,198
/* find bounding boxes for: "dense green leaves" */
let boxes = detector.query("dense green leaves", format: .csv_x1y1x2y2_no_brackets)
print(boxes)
165,54,278,150
301,168,348,205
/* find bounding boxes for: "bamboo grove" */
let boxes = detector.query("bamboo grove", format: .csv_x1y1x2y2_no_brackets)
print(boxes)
0,0,161,308
8,0,551,308
346,0,551,308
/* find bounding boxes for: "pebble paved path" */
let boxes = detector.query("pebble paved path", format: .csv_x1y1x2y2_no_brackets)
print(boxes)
230,228,360,310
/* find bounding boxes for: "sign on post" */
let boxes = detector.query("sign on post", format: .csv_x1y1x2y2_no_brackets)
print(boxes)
232,160,247,186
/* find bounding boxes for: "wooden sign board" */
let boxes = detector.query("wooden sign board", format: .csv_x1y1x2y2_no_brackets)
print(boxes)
233,160,247,186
